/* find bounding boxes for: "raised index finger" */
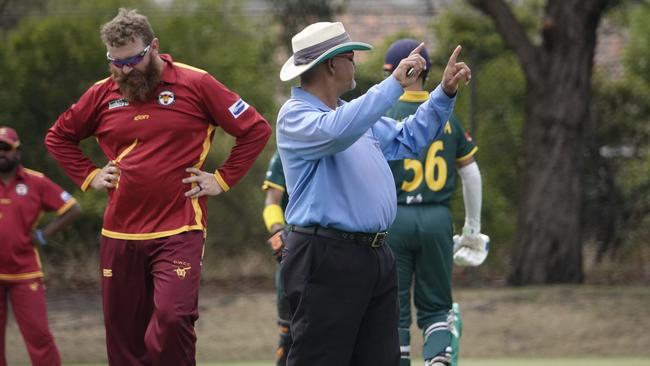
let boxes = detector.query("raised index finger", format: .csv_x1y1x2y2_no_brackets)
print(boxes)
447,45,462,66
409,42,425,57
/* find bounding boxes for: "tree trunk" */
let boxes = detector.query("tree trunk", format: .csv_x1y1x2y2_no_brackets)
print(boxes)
469,0,610,284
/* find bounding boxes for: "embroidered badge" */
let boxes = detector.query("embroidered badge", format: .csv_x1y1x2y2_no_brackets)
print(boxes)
108,98,129,109
15,183,28,196
158,90,175,106
102,269,113,277
228,98,249,118
173,260,192,279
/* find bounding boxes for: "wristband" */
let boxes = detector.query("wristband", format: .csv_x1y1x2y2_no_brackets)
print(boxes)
263,204,285,233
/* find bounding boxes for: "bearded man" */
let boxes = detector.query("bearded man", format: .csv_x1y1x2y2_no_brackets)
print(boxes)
45,8,271,366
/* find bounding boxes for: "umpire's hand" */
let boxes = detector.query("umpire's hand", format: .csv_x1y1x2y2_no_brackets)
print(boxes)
182,167,225,198
441,45,471,97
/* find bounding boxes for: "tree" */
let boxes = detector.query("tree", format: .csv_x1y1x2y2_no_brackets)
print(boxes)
466,0,619,284
266,0,348,53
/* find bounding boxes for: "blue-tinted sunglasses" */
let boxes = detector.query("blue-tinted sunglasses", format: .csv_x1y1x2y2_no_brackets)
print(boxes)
106,44,151,68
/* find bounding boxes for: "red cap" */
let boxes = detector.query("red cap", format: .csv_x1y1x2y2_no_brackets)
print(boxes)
0,126,20,148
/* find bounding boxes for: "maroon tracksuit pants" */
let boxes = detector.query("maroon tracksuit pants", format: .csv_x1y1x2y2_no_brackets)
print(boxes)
0,279,61,366
100,230,204,366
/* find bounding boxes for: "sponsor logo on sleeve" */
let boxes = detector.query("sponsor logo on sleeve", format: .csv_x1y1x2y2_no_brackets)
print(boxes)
465,131,473,142
228,98,249,119
158,90,175,106
108,98,129,109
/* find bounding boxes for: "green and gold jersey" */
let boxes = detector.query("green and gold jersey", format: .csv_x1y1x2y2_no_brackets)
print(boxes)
386,91,477,207
262,151,289,210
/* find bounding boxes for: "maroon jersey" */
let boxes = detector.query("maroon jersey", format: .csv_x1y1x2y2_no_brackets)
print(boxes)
46,54,271,240
0,166,77,281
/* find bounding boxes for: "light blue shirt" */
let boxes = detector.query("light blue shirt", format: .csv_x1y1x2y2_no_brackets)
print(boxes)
277,76,455,233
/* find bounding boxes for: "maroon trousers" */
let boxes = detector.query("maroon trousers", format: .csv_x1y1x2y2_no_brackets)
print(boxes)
0,279,61,366
100,230,204,366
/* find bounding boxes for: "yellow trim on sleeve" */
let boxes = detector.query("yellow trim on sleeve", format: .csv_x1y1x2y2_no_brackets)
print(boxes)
94,77,111,85
81,168,101,192
213,171,230,192
187,124,216,228
399,90,429,103
101,225,205,240
0,271,44,281
456,146,478,164
263,204,285,233
56,198,77,216
262,180,286,192
23,168,44,177
173,62,208,74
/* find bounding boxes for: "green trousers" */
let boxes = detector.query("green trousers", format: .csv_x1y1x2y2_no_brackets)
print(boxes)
388,204,456,365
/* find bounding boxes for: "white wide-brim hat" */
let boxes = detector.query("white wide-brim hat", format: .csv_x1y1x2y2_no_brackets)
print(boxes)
280,22,373,81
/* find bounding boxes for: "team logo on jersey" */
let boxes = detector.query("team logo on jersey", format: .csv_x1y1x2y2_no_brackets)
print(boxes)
465,131,473,142
102,268,113,277
228,98,249,119
29,282,39,291
60,191,72,202
108,98,129,109
15,183,28,196
158,90,175,106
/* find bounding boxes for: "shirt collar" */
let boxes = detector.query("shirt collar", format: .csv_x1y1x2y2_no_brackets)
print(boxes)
109,53,177,92
290,87,345,112
399,90,429,102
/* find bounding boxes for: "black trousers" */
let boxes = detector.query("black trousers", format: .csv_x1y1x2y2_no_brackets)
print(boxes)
280,230,400,366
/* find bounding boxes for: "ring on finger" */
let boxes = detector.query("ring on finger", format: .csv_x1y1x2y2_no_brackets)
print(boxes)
197,183,203,192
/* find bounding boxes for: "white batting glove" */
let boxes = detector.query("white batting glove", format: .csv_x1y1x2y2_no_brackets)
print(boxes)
453,226,490,266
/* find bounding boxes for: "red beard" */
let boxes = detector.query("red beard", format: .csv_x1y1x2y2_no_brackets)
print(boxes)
111,59,161,103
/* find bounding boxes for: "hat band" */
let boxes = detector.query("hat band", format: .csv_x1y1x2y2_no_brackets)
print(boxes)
293,33,351,65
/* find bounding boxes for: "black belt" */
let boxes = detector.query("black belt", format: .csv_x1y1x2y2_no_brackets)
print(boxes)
288,225,388,248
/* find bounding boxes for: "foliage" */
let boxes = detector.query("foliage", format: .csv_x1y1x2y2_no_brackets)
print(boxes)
0,0,280,270
584,1,650,259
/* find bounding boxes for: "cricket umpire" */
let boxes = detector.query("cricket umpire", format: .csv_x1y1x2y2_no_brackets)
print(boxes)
276,21,470,366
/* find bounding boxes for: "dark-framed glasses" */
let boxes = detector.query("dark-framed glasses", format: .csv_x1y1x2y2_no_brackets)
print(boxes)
106,44,151,68
0,143,15,152
335,52,355,65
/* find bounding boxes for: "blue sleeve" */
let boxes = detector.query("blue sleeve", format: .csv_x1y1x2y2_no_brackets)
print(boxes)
372,84,455,160
277,77,403,161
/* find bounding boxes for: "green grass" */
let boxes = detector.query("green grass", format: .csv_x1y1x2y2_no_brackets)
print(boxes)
67,357,650,366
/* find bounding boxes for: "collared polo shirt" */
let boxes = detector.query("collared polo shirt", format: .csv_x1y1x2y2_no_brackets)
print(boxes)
0,166,77,281
46,54,271,240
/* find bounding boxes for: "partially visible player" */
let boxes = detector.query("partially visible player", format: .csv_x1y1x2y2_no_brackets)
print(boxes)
382,39,489,366
261,151,291,366
0,126,81,366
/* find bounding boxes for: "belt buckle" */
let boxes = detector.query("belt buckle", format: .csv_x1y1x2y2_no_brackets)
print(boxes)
370,232,387,247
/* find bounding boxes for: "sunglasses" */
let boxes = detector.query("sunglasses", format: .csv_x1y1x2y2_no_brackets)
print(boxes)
106,44,151,68
0,144,15,152
335,53,355,65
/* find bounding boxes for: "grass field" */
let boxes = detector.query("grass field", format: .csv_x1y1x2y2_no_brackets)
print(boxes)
65,358,650,366
6,285,650,364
